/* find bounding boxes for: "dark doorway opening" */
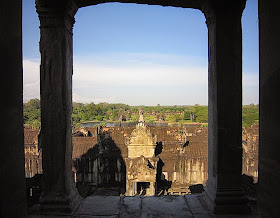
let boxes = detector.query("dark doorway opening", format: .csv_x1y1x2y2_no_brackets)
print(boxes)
137,182,150,195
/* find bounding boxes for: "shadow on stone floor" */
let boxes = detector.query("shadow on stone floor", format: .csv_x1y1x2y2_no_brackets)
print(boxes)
28,194,261,218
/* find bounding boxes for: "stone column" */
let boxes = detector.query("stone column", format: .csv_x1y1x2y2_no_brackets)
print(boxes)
0,1,27,217
36,0,81,214
258,0,280,216
202,0,251,214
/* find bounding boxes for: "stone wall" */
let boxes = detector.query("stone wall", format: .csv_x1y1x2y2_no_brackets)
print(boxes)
72,125,209,195
24,124,259,195
24,127,42,178
242,124,259,182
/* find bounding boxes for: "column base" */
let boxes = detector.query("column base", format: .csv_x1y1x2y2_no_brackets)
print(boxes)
214,187,251,214
203,179,251,214
40,191,82,215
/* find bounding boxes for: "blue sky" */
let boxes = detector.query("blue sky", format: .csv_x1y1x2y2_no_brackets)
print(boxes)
23,0,258,106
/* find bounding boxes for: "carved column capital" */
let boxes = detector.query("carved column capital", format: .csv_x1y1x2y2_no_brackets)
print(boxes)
36,0,78,33
201,0,246,27
201,0,216,27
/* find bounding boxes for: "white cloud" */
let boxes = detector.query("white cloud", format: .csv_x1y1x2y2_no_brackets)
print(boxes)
74,65,208,88
72,53,209,105
242,72,259,104
22,54,259,105
73,93,117,103
243,73,259,87
73,53,208,88
23,81,40,102
23,59,40,84
23,59,40,102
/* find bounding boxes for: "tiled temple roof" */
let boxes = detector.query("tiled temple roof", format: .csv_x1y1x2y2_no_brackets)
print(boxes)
101,126,208,158
25,124,258,160
246,124,259,136
72,136,97,159
24,128,40,145
147,127,208,158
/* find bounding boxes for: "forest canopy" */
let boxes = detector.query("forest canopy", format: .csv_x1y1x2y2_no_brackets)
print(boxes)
23,99,259,128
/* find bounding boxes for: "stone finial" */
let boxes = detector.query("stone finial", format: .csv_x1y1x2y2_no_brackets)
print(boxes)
139,107,144,122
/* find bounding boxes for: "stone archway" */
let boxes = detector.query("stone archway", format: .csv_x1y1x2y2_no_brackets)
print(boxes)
6,0,280,217
35,0,249,214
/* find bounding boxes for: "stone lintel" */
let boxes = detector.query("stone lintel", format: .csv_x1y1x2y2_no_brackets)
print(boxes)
128,146,156,158
75,0,202,10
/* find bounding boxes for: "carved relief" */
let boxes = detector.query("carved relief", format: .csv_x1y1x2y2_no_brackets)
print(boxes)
129,123,157,146
126,123,157,196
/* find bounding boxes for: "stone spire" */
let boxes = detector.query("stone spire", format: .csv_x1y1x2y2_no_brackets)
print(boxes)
139,108,144,122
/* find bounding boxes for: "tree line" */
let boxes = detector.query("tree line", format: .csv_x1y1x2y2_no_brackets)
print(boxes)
23,99,259,128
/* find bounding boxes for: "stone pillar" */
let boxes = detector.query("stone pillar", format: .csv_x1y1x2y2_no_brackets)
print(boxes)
0,1,27,217
258,0,280,216
36,0,81,214
202,0,251,214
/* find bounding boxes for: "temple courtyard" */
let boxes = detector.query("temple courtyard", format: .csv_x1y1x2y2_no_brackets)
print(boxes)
28,192,259,217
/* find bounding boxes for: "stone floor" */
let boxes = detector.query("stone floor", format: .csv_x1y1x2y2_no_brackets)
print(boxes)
29,194,260,218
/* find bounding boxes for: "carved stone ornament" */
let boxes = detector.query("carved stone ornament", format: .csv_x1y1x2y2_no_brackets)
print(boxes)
129,123,157,146
36,0,78,32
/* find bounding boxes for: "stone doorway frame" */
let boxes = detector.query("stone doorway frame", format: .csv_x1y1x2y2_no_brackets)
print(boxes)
34,0,249,214
7,0,280,217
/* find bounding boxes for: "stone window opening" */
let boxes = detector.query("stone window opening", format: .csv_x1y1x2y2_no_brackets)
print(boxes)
6,0,280,217
70,2,208,198
30,0,250,214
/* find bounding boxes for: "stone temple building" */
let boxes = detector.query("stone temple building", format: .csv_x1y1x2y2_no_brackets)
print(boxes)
24,126,42,178
71,122,208,196
242,124,259,182
125,122,158,196
25,121,259,198
2,0,280,217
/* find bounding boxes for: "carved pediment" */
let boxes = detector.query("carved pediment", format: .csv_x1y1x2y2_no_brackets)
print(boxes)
129,123,156,146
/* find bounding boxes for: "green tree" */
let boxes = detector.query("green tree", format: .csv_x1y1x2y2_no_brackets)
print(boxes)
104,114,110,120
194,106,208,123
242,104,259,127
96,115,103,121
23,99,41,128
166,115,176,122
25,98,40,110
111,110,118,121
183,110,191,120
